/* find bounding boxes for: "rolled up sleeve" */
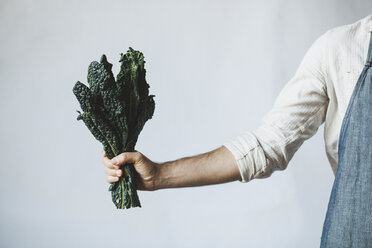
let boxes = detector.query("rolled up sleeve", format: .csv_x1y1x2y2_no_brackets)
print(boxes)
224,31,330,182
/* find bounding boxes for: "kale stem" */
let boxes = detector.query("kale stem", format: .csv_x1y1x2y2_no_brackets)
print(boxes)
120,177,125,209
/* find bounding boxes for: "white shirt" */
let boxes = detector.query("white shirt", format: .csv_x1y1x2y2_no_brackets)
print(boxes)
224,15,372,183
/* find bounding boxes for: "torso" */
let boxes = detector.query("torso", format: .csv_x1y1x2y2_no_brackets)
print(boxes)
324,16,372,174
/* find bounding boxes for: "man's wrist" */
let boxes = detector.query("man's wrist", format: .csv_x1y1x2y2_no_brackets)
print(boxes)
153,162,167,190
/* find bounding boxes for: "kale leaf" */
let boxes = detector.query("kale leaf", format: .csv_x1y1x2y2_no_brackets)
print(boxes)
73,48,155,209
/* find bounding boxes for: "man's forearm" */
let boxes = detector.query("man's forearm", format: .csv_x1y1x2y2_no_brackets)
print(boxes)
154,146,241,190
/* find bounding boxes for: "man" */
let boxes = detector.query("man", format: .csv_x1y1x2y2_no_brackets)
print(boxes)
103,15,372,193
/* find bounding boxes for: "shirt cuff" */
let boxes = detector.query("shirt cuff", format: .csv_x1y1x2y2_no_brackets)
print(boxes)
223,132,268,183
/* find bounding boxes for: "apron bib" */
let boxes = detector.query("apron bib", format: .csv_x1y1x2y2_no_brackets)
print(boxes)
320,33,372,247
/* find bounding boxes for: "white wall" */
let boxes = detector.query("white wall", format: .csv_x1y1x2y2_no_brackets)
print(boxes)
0,1,371,247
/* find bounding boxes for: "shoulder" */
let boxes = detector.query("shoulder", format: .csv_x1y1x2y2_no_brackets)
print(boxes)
323,15,371,49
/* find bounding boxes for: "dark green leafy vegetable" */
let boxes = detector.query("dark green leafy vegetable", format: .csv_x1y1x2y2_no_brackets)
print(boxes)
73,48,155,209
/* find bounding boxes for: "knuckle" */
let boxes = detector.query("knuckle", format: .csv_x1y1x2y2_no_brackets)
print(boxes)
118,153,126,163
121,153,126,161
105,167,114,176
109,169,116,176
135,151,141,160
103,158,110,167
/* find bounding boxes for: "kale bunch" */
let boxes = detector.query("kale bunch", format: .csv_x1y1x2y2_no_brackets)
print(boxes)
73,48,155,209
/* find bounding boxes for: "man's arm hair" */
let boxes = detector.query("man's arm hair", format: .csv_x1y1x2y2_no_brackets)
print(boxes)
154,146,241,190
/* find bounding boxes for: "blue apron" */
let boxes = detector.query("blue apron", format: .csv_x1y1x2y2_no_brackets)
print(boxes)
320,33,372,247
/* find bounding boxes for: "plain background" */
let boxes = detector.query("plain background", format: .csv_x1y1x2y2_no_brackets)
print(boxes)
0,1,371,247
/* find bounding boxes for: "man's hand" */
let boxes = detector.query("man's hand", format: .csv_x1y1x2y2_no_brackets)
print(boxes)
102,150,159,191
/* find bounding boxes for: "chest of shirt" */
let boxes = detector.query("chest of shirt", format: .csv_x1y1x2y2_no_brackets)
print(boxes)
323,29,371,173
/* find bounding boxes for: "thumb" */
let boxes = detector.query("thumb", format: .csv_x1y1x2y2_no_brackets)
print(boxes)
111,152,141,166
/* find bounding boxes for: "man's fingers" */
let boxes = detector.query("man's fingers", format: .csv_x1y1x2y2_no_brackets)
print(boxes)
104,166,122,177
103,156,119,169
106,176,119,183
111,152,141,166
103,151,141,184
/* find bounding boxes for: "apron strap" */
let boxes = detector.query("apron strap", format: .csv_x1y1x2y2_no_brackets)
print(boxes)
366,33,372,67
